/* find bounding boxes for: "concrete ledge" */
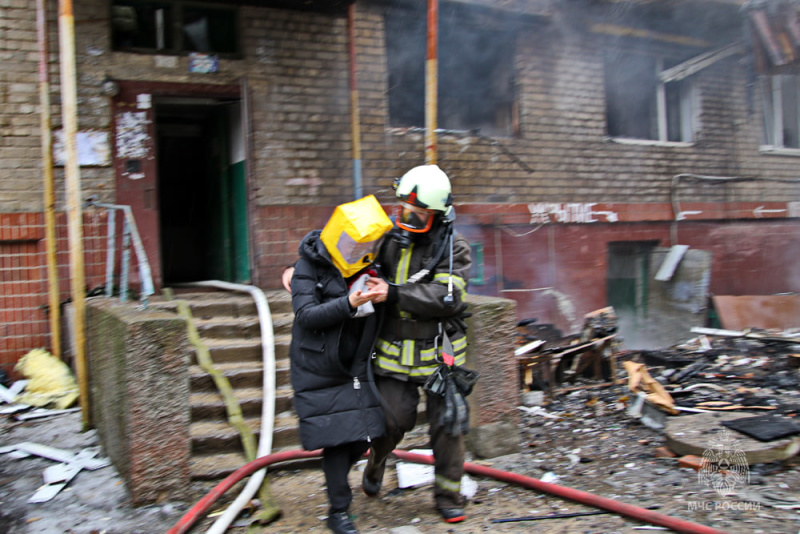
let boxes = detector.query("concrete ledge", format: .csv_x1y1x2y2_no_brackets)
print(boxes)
464,293,520,458
665,412,800,465
86,298,192,505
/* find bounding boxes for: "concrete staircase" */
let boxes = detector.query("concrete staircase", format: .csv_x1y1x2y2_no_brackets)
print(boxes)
153,289,299,481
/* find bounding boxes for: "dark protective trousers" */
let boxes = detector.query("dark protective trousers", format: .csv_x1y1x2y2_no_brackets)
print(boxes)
365,375,466,509
323,440,370,513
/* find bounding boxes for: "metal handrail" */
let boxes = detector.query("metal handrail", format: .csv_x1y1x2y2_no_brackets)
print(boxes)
85,198,155,308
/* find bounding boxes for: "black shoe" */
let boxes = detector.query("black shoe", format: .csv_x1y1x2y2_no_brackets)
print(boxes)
326,511,358,534
362,469,381,497
438,507,466,523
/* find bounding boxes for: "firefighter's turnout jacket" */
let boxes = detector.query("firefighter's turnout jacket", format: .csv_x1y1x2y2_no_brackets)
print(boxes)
374,225,472,381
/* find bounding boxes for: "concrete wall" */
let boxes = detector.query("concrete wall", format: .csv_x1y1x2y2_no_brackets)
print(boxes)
86,298,191,506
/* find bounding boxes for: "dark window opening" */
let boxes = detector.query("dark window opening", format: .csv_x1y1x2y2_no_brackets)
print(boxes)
385,3,517,137
112,1,239,56
605,53,697,142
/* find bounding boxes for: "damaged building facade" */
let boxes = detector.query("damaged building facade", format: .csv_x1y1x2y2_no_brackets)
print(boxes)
1,0,800,373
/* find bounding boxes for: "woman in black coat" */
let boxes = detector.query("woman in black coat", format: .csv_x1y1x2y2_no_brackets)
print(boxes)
289,228,388,534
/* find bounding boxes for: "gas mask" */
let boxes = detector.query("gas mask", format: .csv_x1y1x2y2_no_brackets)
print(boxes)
320,195,393,278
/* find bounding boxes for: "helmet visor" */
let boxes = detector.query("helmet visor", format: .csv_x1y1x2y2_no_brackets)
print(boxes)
397,202,434,233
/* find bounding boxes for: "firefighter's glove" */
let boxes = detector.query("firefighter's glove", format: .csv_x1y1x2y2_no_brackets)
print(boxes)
440,373,470,436
451,365,480,397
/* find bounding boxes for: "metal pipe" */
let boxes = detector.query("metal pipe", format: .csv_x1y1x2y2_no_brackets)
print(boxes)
121,218,131,303
36,0,61,359
88,200,155,307
58,0,90,428
104,210,115,298
425,0,438,164
348,3,363,199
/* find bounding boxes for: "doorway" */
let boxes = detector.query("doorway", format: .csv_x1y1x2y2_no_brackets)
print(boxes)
607,240,658,348
154,97,250,284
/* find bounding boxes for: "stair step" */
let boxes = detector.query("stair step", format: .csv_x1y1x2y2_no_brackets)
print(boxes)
190,413,300,456
152,293,257,317
190,360,292,391
153,289,293,315
194,316,261,339
190,386,294,420
192,333,292,365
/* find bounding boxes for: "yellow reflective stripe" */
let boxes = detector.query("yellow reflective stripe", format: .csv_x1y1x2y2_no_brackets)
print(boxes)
401,339,415,366
409,363,440,376
375,355,411,375
376,338,400,356
433,273,467,294
397,245,413,319
435,474,461,493
396,245,412,284
420,345,437,362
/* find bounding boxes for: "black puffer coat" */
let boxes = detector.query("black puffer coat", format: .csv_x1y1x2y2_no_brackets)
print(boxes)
289,230,386,451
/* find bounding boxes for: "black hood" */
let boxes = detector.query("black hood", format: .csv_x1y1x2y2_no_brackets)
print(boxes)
298,230,335,268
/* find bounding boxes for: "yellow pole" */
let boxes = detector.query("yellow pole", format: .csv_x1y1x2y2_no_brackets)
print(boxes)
348,3,363,199
58,0,89,428
37,0,61,359
425,0,438,165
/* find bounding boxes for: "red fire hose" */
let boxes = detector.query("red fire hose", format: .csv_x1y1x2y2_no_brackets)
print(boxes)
167,448,729,534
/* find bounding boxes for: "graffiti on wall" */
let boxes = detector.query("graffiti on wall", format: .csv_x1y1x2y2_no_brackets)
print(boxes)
528,203,619,224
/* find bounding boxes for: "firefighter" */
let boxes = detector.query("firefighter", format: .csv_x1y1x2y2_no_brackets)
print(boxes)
362,164,473,524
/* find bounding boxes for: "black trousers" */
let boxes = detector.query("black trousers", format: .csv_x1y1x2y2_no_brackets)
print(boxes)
323,440,370,513
366,375,466,509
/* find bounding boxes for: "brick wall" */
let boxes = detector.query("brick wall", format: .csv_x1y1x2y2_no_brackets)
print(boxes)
0,211,110,377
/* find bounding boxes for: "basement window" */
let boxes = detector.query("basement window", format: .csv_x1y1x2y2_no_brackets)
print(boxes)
111,1,239,56
761,75,800,150
385,2,517,137
605,53,699,143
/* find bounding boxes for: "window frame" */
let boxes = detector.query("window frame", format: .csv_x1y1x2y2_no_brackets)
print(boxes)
605,52,699,145
760,74,800,152
111,0,241,58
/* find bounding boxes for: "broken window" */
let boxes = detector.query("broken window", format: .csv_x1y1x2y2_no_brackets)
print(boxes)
605,53,698,142
385,3,517,137
761,74,800,149
111,1,239,56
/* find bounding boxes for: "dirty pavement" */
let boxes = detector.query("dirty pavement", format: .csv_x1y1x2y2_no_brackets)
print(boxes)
3,319,800,533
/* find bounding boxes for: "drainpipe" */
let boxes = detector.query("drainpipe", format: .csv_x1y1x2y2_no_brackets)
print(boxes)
348,3,363,199
58,0,90,428
425,0,438,164
36,0,61,359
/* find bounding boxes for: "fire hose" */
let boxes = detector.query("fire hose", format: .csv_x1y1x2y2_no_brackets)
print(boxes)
167,449,729,534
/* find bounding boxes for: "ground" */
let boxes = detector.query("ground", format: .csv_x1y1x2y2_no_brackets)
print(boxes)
3,353,800,534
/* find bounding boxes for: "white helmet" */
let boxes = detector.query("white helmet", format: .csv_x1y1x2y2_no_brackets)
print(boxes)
393,165,453,213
